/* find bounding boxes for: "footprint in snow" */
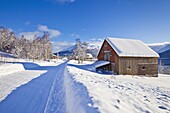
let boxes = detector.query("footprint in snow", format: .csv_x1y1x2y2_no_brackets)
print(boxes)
116,99,120,103
114,105,119,109
108,85,111,88
158,106,167,110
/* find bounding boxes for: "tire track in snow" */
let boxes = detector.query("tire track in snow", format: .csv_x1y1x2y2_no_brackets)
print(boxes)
44,62,67,113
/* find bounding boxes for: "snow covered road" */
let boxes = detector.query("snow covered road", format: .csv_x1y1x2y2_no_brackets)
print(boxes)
0,61,67,113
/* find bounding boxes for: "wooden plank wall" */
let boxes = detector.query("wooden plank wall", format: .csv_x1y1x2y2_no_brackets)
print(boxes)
118,57,158,76
97,40,119,73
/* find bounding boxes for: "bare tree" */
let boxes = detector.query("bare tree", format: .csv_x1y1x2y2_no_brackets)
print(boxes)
0,26,53,61
73,39,87,64
0,26,16,53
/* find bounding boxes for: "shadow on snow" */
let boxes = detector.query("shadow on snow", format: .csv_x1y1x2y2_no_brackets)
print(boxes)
0,62,67,113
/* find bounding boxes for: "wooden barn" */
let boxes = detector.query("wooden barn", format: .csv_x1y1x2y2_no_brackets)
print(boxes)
97,37,159,77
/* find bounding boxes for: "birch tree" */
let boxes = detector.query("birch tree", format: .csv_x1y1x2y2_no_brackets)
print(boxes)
73,39,87,64
0,26,53,60
0,26,16,53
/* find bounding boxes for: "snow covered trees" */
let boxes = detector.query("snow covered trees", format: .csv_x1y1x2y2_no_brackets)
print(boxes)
13,33,52,60
73,39,87,63
0,26,52,60
0,26,16,53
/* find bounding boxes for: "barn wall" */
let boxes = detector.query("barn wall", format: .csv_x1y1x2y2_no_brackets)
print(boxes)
97,40,119,73
97,40,158,76
118,57,158,76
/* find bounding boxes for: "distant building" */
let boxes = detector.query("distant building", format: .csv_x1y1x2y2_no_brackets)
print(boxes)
86,53,93,59
97,37,159,77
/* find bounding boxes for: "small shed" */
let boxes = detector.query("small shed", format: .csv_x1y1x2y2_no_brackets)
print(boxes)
86,53,93,59
97,37,159,77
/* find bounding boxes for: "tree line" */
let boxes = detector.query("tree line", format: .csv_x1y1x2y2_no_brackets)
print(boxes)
0,26,52,60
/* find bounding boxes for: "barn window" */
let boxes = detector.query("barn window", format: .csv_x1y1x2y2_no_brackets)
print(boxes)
127,66,131,70
104,51,110,61
104,45,107,51
110,50,112,56
142,66,146,70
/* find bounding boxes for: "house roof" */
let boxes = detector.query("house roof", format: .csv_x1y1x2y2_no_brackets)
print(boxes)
102,37,159,57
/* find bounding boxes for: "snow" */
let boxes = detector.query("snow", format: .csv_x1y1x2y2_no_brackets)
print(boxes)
0,59,169,113
0,60,65,102
67,60,170,113
0,59,98,113
148,42,170,53
61,45,76,52
64,65,99,113
0,70,46,101
0,51,15,58
86,53,93,59
104,37,159,57
0,63,25,77
93,60,110,68
0,61,67,113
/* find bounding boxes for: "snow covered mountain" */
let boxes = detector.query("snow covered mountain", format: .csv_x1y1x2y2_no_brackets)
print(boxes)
148,42,170,53
57,43,100,57
148,42,170,65
56,41,170,58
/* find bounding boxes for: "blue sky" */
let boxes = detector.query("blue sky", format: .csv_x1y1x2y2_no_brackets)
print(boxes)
0,0,170,52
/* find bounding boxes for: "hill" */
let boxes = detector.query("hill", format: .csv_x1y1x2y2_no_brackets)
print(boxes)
56,43,100,57
148,42,170,53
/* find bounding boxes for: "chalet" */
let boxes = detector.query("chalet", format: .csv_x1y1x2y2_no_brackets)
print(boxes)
97,37,159,77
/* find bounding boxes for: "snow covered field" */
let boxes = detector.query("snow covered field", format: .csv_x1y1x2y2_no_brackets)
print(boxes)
0,59,170,113
68,60,170,113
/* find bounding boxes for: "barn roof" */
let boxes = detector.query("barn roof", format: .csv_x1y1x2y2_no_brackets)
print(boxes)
93,61,110,68
104,37,159,57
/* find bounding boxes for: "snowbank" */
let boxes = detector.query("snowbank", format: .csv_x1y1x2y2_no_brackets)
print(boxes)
0,51,15,58
34,59,64,66
65,66,99,113
0,63,25,77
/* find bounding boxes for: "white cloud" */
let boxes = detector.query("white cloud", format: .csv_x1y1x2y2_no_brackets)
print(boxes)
18,24,61,40
38,25,48,31
56,0,75,3
52,41,75,53
38,25,61,38
51,38,104,53
18,31,42,40
90,38,97,41
70,33,80,38
87,38,104,49
89,38,104,43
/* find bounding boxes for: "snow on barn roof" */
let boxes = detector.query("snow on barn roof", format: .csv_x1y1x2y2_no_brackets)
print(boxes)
93,60,110,68
105,37,159,57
